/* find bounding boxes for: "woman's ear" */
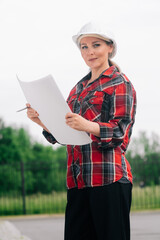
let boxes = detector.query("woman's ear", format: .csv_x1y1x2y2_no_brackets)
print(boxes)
108,44,113,58
108,44,113,54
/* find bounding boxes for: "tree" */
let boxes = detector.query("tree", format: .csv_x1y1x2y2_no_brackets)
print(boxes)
126,131,160,186
0,118,67,194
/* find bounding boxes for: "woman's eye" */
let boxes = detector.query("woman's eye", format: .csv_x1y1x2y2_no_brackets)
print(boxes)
93,43,100,48
81,45,88,50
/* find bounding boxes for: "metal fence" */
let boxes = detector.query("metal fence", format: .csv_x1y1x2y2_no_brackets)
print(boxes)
0,159,160,216
0,161,67,216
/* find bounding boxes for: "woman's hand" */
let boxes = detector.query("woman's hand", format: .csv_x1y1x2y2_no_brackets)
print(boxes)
65,112,100,137
65,112,88,131
26,103,50,133
26,103,41,125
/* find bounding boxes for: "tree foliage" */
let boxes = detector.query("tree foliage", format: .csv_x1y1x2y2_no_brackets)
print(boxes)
126,131,160,186
0,118,67,194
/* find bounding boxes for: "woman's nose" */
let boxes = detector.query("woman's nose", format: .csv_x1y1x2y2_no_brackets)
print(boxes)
87,47,94,55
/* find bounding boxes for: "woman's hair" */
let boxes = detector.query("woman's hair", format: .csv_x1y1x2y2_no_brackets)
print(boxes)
105,41,121,73
108,59,121,73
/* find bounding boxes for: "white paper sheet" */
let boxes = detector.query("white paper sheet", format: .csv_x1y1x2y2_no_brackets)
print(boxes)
17,74,92,145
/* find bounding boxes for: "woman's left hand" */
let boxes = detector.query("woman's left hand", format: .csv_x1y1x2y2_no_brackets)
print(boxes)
65,112,100,137
65,112,89,132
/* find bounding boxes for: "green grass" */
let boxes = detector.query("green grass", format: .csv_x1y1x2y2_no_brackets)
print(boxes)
0,191,67,216
1,186,160,216
131,185,160,211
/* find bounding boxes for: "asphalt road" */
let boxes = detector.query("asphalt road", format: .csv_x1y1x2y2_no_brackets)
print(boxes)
3,211,160,240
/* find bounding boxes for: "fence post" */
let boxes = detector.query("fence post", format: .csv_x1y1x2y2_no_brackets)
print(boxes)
20,161,26,215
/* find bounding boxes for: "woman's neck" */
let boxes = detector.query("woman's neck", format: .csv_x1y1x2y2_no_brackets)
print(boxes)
90,64,110,82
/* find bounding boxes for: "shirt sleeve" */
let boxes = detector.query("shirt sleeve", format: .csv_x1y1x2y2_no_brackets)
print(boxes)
91,80,136,150
42,129,57,145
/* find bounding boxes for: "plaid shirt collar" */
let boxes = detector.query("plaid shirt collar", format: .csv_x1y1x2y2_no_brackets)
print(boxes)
77,66,118,92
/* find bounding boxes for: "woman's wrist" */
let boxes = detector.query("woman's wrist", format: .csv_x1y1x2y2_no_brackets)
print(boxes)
85,121,100,137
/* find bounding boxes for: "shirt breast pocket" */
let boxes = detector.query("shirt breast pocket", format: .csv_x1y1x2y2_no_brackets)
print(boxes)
88,91,104,105
82,91,105,121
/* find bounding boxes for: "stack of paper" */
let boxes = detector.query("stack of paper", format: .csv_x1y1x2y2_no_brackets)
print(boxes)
17,75,92,145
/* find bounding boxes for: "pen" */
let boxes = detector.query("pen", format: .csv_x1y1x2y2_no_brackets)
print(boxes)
16,106,29,112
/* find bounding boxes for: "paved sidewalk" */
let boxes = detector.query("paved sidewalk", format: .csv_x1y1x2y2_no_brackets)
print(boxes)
0,221,31,240
131,211,160,240
1,211,160,240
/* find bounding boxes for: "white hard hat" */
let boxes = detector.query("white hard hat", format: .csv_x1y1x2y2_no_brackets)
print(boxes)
72,21,117,58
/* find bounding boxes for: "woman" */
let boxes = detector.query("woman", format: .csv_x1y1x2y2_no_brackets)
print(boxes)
27,22,136,240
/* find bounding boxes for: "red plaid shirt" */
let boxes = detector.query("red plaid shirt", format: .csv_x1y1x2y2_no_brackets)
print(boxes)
43,66,136,189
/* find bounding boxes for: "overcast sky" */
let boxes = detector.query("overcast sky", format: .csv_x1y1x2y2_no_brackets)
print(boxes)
0,0,159,145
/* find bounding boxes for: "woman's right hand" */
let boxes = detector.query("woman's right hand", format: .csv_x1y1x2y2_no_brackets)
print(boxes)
26,103,50,133
26,103,41,125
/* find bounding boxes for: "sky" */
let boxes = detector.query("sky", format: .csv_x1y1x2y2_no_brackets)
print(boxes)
0,0,159,145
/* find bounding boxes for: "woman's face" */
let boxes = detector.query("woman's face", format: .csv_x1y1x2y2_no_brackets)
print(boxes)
80,36,113,71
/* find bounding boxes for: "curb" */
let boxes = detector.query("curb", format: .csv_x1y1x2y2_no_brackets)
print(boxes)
0,214,65,221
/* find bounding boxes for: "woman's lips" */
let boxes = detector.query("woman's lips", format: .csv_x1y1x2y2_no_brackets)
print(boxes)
89,58,97,61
